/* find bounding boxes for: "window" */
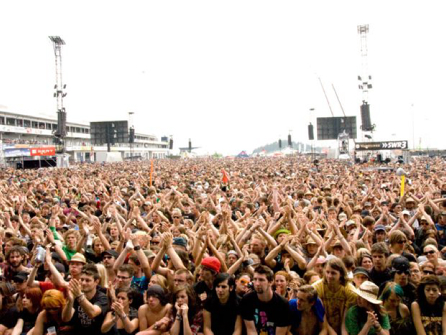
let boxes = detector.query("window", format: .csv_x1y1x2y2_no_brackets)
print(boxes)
17,119,23,127
46,123,52,130
32,121,39,129
24,120,31,127
6,118,15,126
39,122,45,129
0,117,4,125
52,124,57,130
84,128,89,134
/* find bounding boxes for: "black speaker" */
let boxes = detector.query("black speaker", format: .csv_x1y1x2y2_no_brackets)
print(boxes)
55,109,67,138
278,139,282,149
308,123,314,140
129,127,135,143
360,102,373,131
377,154,383,162
288,134,292,147
169,139,173,150
188,140,192,152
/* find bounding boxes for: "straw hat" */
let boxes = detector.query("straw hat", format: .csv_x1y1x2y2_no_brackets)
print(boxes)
355,281,382,305
69,253,86,264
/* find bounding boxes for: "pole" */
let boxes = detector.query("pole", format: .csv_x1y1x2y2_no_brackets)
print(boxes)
149,159,154,186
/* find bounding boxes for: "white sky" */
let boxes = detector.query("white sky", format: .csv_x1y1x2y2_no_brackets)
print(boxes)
0,1,445,155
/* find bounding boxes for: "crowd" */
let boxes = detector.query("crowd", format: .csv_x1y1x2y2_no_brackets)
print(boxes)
0,156,445,335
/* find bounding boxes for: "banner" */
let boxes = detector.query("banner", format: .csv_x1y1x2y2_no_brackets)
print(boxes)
4,148,30,157
355,140,408,151
30,147,56,156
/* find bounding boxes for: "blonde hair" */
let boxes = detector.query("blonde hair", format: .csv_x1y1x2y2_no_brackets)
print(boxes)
95,263,108,288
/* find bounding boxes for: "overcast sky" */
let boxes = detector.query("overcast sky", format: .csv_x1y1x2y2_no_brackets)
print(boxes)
0,1,445,155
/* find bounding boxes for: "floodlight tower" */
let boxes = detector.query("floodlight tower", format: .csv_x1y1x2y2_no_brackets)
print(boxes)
357,25,375,133
49,36,67,153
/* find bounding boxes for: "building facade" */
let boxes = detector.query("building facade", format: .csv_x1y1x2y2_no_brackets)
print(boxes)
0,110,169,168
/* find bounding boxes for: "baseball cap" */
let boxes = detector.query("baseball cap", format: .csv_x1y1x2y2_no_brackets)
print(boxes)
102,250,119,259
392,256,410,272
13,271,29,283
353,267,370,279
402,210,411,216
374,224,386,232
173,237,187,249
201,256,221,273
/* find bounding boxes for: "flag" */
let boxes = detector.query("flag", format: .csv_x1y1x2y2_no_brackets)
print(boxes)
222,169,229,184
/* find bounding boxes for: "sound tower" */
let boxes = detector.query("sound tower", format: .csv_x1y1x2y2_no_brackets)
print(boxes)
129,127,135,143
308,123,314,140
288,134,292,147
360,102,372,131
278,139,282,149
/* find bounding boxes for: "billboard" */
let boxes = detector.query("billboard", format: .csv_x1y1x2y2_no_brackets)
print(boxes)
355,140,408,151
90,121,129,145
317,117,357,140
30,147,56,156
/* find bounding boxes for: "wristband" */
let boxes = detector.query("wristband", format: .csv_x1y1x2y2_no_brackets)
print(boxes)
134,245,141,251
76,293,85,301
121,314,127,320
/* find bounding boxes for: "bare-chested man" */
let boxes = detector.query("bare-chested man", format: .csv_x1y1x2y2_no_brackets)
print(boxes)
137,284,171,333
289,285,326,335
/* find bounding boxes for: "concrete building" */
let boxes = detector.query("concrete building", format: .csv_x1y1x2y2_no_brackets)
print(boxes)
0,109,169,168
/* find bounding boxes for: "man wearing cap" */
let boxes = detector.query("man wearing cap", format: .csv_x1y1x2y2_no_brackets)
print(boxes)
46,251,86,288
102,249,118,283
352,267,371,288
380,256,416,308
240,265,291,335
373,225,387,243
194,256,221,300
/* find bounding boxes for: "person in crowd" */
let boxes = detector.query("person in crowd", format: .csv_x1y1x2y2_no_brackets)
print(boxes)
62,264,109,335
411,275,446,335
379,282,414,335
170,285,202,335
101,287,139,335
203,273,242,335
288,285,325,335
137,285,171,334
312,257,357,335
33,289,71,335
240,265,290,335
345,281,390,335
11,287,42,335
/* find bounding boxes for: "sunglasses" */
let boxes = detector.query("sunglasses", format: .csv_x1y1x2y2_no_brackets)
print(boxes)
396,270,409,275
423,270,434,275
239,279,250,286
424,250,435,255
397,240,406,244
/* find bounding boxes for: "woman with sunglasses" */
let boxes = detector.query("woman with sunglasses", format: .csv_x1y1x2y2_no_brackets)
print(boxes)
33,289,70,335
423,245,440,271
411,275,446,335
